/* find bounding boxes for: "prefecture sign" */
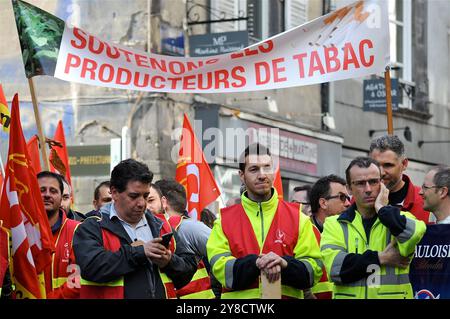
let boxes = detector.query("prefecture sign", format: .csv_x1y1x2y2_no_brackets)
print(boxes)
363,78,399,111
189,31,248,57
68,144,110,176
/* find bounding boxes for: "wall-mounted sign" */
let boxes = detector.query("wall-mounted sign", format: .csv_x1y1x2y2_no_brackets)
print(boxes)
68,144,110,176
189,31,248,57
160,22,185,56
363,78,399,111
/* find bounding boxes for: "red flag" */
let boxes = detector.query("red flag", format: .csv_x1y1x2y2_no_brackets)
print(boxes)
27,135,42,174
273,160,284,200
0,222,9,291
49,120,72,186
176,114,221,220
0,94,54,298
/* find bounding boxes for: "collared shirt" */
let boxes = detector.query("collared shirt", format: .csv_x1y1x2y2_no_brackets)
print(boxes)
109,204,154,243
437,215,450,224
51,210,63,234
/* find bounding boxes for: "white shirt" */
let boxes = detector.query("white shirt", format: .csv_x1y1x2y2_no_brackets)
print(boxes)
109,204,154,243
436,215,450,224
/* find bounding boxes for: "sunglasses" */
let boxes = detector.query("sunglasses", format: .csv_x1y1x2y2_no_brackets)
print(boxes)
325,193,351,203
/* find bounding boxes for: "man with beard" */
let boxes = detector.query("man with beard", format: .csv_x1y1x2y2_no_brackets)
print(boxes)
37,171,80,298
369,135,433,224
207,143,322,299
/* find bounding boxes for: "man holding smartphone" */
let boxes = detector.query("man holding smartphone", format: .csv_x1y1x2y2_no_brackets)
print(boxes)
73,159,197,299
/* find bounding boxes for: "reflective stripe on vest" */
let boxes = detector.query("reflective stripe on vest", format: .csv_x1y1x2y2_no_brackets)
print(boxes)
332,218,414,299
160,271,177,299
221,201,302,299
80,228,125,299
80,277,124,287
51,215,80,295
176,265,215,299
168,215,214,299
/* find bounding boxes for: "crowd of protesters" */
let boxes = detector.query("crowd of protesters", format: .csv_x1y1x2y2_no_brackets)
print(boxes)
1,134,449,300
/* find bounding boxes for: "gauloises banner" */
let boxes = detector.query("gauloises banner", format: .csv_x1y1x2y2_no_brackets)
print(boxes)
410,224,450,299
14,0,389,93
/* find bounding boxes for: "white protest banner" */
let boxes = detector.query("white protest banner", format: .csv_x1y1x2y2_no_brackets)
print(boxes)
53,0,389,93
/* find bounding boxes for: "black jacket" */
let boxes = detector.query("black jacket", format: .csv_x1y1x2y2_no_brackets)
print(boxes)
73,204,197,299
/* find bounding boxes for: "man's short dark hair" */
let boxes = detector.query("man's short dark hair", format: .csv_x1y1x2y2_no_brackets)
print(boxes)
239,143,271,172
110,159,153,193
155,179,187,213
310,175,347,214
433,166,450,198
345,157,380,185
150,183,163,198
37,171,64,194
200,208,216,229
369,135,405,157
94,181,110,200
293,185,311,194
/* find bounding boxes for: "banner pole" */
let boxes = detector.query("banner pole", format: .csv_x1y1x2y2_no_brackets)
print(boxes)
28,78,50,171
384,67,394,135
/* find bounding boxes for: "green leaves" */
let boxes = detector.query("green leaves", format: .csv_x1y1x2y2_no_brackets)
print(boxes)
12,0,65,78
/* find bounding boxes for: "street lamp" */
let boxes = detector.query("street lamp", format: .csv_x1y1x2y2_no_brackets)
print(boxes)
368,126,412,142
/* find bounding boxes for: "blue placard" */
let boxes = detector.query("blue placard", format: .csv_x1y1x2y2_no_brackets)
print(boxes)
410,224,450,299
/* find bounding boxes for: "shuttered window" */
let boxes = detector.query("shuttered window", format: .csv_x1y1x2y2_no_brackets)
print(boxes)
285,0,308,30
210,0,247,33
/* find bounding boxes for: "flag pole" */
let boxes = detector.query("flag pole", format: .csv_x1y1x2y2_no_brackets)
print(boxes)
384,66,394,135
28,78,50,171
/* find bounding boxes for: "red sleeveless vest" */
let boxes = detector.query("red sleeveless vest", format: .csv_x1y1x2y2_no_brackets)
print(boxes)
221,201,301,298
80,217,177,299
50,213,80,298
168,215,215,299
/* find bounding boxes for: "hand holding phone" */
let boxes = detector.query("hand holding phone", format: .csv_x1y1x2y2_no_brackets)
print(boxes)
160,232,173,248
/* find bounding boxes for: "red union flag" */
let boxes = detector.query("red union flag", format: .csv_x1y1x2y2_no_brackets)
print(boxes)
27,135,42,174
176,114,220,220
49,120,72,186
0,94,54,298
273,161,284,200
0,222,9,291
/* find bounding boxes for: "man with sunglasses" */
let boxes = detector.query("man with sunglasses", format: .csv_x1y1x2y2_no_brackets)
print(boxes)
321,157,426,299
419,166,450,224
307,175,350,299
309,175,351,233
369,135,433,224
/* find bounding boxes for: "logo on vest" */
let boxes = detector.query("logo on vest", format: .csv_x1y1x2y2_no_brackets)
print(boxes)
63,242,70,263
274,230,286,247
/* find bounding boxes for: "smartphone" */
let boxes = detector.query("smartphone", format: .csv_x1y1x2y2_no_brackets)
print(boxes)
160,232,173,248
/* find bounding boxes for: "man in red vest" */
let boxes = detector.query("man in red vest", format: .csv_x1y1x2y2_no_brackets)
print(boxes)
154,179,215,299
207,143,323,299
369,135,433,224
73,159,197,299
37,171,80,299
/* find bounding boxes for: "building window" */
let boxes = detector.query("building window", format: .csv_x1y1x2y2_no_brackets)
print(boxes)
210,0,247,34
389,0,413,109
285,0,308,31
